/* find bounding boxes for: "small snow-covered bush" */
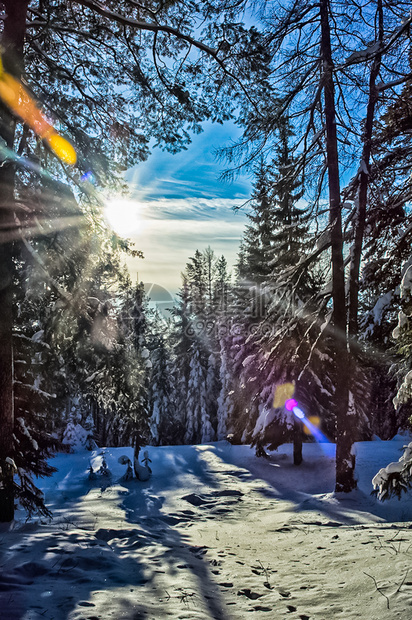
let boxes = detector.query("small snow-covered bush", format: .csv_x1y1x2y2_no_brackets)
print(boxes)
62,421,89,452
99,455,111,476
118,455,133,480
372,442,412,500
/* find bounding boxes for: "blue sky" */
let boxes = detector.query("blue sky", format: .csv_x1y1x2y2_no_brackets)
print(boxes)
115,120,252,295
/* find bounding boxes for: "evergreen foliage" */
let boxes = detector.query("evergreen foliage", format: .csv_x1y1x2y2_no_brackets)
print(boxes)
372,441,412,501
0,0,270,520
218,120,329,461
3,0,412,518
148,318,179,445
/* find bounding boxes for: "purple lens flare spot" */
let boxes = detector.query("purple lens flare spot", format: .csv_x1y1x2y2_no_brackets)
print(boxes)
285,398,298,411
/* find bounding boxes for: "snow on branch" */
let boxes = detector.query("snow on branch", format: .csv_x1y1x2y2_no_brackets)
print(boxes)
377,72,412,92
13,380,56,400
392,258,412,405
343,41,382,66
13,332,51,349
16,417,39,451
337,13,412,71
372,442,412,501
362,291,393,337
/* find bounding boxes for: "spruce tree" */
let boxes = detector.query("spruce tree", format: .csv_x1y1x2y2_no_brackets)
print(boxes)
171,276,193,442
148,317,179,445
242,160,274,285
220,117,328,462
185,342,214,444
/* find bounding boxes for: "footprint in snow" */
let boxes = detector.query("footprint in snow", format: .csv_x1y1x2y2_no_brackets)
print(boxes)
188,545,208,557
279,590,291,598
212,489,243,498
210,558,222,565
182,493,216,506
237,589,262,600
182,490,243,509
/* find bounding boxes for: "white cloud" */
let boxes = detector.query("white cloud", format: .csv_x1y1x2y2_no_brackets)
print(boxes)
120,120,252,292
122,197,248,293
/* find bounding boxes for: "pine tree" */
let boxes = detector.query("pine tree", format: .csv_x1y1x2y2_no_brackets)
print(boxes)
13,332,58,517
356,60,412,438
266,118,308,283
171,248,233,444
171,276,193,442
185,342,214,444
214,255,230,315
220,119,325,462
148,318,179,445
242,160,274,285
186,249,207,316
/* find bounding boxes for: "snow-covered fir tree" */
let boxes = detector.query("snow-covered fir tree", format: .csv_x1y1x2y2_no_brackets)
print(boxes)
171,276,193,442
148,316,180,445
217,119,332,462
392,258,412,415
185,342,214,444
169,249,234,445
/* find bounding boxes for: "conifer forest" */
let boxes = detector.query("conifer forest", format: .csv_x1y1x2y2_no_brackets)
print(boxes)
2,5,412,617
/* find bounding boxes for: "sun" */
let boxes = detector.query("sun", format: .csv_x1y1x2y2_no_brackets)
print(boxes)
104,198,145,237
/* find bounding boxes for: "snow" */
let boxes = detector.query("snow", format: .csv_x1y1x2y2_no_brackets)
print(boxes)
400,262,412,299
344,41,382,65
2,440,412,619
13,380,56,400
16,417,39,451
363,291,393,337
252,406,277,437
31,330,45,343
62,422,90,452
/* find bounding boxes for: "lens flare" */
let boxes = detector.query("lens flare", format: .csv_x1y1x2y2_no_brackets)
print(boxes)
292,405,305,419
0,58,76,165
81,171,95,183
273,382,295,408
285,398,298,411
303,416,321,435
291,405,330,443
47,134,77,165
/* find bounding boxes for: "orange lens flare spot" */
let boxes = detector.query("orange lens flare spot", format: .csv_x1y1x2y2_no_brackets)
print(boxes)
0,74,20,107
273,382,295,408
303,416,321,435
47,133,77,165
0,67,77,166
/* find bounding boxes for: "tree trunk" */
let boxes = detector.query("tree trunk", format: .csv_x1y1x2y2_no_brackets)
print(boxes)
293,419,303,466
133,434,142,477
0,0,29,522
348,0,383,339
319,0,356,492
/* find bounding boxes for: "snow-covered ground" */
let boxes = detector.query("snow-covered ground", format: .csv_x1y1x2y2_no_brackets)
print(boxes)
2,438,412,619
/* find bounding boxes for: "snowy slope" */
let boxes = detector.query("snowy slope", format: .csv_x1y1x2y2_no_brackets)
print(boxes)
1,440,412,619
